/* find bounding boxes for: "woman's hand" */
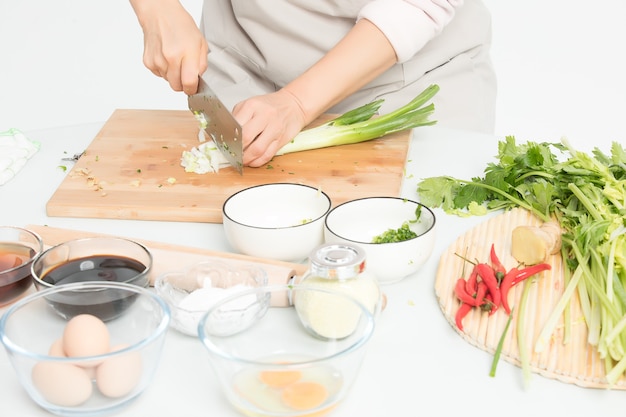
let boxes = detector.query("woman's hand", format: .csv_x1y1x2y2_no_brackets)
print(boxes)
130,0,208,94
233,89,308,167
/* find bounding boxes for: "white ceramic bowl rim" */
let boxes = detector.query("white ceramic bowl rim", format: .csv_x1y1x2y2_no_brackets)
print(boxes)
324,196,436,244
0,281,171,361
197,284,375,366
0,226,44,274
31,236,154,289
222,183,332,230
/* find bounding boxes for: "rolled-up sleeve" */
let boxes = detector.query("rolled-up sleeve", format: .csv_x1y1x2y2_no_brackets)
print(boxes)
357,0,463,63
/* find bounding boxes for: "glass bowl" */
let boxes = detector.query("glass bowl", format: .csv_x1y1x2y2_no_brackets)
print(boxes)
0,226,43,306
0,281,170,417
31,237,153,321
197,284,375,417
155,260,268,336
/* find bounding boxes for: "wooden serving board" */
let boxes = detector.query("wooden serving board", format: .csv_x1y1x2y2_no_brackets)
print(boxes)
46,109,411,223
27,225,308,289
435,208,626,389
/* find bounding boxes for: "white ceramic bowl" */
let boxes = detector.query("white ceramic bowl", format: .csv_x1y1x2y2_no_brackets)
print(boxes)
154,261,268,337
324,197,436,284
0,281,170,416
222,183,332,263
197,284,375,417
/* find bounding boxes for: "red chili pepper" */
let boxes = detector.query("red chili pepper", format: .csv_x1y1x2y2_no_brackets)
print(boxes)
465,267,479,295
500,263,552,314
511,263,552,286
499,267,519,315
455,302,473,331
455,278,481,306
476,263,500,313
489,244,506,283
474,280,488,308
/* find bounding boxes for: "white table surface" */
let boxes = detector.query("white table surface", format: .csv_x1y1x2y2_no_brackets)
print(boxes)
1,123,623,416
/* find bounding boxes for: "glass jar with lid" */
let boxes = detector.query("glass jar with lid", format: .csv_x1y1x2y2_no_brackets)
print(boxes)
293,243,381,339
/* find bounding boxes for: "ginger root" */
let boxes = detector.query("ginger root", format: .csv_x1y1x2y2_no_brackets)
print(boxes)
511,221,562,265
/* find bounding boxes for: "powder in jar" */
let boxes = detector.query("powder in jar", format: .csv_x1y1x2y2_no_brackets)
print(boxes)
294,244,380,339
294,275,379,339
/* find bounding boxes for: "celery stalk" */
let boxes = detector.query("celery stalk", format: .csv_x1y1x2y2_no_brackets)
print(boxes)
535,265,584,353
518,279,534,388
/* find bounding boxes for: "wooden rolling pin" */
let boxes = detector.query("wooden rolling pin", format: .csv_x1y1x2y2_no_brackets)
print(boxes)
26,224,307,293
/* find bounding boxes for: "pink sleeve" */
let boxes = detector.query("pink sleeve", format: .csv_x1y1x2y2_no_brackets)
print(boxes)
357,0,464,63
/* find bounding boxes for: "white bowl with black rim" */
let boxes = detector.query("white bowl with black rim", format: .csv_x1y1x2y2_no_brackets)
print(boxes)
324,197,436,284
222,183,332,263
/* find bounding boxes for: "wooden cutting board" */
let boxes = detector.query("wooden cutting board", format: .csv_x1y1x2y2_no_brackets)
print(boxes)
435,208,626,389
46,109,411,223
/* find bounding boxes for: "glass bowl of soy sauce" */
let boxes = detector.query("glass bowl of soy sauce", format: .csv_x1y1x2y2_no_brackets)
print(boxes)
31,237,153,321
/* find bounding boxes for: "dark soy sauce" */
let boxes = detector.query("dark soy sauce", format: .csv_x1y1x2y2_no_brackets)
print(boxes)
41,255,147,321
42,255,146,285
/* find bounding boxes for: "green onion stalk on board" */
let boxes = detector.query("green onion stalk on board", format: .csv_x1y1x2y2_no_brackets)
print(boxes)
417,137,626,385
182,84,440,173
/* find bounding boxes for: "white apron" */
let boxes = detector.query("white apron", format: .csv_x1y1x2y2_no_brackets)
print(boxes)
200,0,496,133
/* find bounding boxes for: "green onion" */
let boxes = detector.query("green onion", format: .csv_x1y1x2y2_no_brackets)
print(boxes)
490,308,514,377
276,84,439,155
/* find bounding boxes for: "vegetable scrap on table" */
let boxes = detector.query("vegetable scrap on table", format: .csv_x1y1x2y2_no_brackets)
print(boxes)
0,128,40,185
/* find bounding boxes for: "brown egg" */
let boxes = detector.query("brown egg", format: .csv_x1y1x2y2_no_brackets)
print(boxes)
32,361,93,407
95,344,143,398
47,338,97,379
48,339,65,357
63,314,110,366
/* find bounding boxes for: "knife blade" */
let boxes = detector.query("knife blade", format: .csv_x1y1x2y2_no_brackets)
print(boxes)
188,77,243,174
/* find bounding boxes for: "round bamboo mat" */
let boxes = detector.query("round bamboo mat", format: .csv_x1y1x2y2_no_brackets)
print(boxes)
435,207,625,389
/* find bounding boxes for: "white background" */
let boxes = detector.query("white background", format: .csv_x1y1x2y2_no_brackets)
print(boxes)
1,0,625,145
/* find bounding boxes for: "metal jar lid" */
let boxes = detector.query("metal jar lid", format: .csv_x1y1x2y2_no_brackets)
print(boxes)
308,243,366,280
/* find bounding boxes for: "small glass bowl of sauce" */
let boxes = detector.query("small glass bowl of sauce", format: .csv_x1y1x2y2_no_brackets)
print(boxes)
31,237,153,321
0,226,44,306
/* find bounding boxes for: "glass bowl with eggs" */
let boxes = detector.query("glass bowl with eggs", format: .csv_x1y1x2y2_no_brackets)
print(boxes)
0,281,170,416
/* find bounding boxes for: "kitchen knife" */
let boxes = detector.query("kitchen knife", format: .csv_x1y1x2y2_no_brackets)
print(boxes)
188,77,243,174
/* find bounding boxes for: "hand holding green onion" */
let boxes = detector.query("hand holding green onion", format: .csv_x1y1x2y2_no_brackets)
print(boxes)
182,84,439,173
